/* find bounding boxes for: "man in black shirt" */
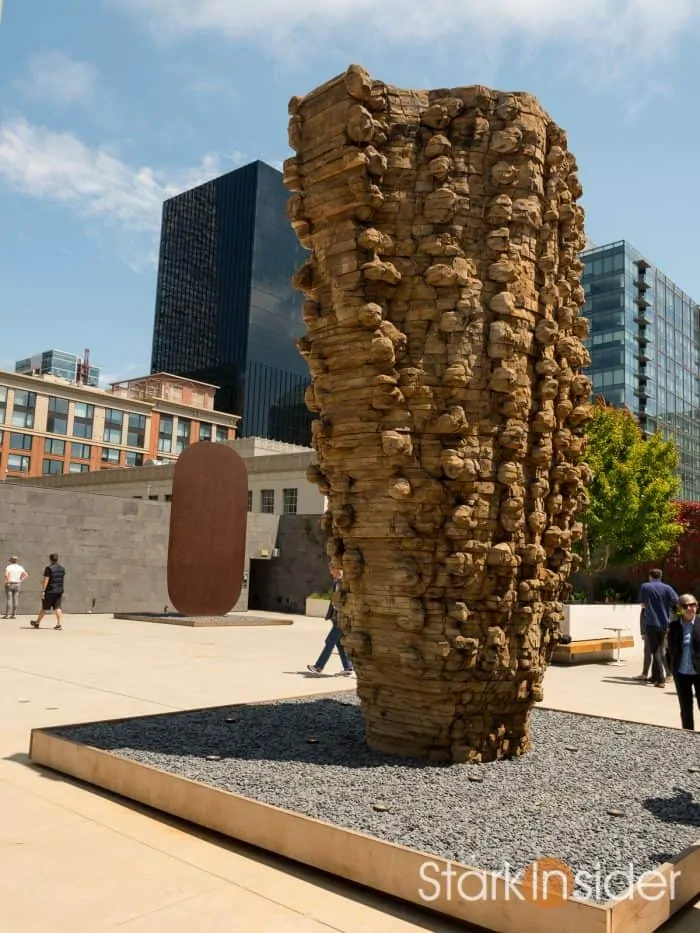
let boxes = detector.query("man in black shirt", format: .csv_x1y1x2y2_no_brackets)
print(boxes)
30,554,66,630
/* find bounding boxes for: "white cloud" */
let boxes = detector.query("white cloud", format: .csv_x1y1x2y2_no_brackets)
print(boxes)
99,362,145,386
189,78,236,97
0,118,242,263
24,51,98,105
117,0,696,58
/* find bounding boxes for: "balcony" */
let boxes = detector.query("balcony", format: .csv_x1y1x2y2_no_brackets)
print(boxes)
635,277,651,292
634,314,649,326
634,258,651,272
635,295,651,310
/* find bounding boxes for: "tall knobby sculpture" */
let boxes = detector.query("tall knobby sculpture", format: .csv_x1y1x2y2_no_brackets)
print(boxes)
285,66,593,763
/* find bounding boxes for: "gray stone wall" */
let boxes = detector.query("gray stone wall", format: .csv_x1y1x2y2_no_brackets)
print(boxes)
248,514,331,614
0,482,281,614
0,482,170,614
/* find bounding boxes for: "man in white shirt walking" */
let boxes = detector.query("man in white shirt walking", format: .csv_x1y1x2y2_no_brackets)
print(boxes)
4,556,28,619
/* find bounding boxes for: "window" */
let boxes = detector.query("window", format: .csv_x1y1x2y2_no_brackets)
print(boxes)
10,432,32,450
175,418,190,453
125,450,144,467
247,489,253,512
260,489,275,513
42,459,63,475
11,390,36,428
0,386,7,422
158,415,173,453
47,397,69,435
199,422,212,442
73,402,94,439
215,426,228,443
283,488,298,514
44,437,65,456
71,442,91,460
148,494,159,501
68,462,89,473
164,494,172,502
127,413,146,448
103,408,124,444
7,454,30,473
101,447,120,465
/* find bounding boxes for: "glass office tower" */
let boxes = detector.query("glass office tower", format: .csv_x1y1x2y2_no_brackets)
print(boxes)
150,160,312,445
582,241,700,500
15,349,100,387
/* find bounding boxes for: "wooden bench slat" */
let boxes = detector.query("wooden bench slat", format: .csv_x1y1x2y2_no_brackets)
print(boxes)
551,635,635,663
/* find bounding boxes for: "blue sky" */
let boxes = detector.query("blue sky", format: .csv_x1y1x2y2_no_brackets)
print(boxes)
0,0,698,384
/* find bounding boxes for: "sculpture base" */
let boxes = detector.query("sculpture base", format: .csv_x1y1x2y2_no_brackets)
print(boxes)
29,694,700,933
112,612,293,627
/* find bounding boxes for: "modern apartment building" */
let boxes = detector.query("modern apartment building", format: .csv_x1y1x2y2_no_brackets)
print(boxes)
0,370,238,480
150,160,312,446
15,348,100,387
582,240,700,500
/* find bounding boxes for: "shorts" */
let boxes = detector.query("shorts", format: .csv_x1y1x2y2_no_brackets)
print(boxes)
42,593,63,611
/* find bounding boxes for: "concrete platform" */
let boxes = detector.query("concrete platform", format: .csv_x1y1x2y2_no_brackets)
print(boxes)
0,610,697,932
113,612,294,627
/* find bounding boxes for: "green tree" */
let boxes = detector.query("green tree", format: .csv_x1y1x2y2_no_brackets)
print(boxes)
579,404,683,573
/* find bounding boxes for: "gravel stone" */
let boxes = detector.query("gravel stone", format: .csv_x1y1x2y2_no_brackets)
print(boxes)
51,694,700,902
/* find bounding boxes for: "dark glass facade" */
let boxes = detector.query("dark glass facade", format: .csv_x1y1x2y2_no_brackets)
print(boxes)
150,161,312,445
582,241,700,500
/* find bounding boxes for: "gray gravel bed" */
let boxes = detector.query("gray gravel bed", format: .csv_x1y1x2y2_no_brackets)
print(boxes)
51,694,700,902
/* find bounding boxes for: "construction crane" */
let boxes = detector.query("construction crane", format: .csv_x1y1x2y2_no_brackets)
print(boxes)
76,348,90,384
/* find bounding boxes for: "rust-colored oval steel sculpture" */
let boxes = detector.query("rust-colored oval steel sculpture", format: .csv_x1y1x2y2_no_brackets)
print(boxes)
167,442,248,616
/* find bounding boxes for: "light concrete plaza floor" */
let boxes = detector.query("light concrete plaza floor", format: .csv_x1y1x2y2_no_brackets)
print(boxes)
0,611,698,932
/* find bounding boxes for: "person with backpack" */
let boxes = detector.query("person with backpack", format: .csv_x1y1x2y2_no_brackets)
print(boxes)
30,553,66,631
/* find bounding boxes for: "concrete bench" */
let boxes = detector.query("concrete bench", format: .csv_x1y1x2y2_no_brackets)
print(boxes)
551,635,635,665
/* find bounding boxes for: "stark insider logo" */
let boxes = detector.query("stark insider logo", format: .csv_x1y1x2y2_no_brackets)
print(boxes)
418,857,681,908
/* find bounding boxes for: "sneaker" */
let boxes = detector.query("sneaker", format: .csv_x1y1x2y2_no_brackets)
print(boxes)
54,624,62,631
30,620,40,629
306,664,322,675
339,669,354,676
654,682,666,689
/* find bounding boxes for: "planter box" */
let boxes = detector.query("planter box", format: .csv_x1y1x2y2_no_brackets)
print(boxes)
29,699,700,933
562,603,640,642
305,597,330,618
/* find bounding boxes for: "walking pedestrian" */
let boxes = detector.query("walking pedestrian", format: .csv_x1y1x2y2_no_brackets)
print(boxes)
306,567,353,676
638,569,677,687
4,556,28,619
30,554,66,631
667,594,700,730
637,606,653,680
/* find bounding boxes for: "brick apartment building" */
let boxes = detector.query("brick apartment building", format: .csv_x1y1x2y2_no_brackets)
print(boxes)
0,371,239,479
